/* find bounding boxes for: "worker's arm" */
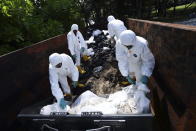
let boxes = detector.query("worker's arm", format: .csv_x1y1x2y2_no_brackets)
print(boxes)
49,66,64,102
67,55,79,82
78,31,87,49
116,41,129,76
115,41,123,61
108,23,115,38
67,33,75,55
118,60,129,77
141,44,155,77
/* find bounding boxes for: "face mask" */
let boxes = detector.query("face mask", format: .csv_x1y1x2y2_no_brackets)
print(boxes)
124,45,133,50
73,30,77,35
55,63,62,68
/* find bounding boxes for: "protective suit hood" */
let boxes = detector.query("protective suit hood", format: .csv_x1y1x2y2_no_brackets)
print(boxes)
49,53,63,66
71,24,79,31
107,15,115,22
119,30,136,46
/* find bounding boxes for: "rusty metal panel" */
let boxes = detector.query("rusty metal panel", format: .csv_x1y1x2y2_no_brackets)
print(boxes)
0,34,69,130
127,18,196,131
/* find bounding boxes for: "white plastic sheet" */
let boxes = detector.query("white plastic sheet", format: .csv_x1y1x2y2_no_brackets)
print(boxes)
86,48,94,56
93,30,102,36
86,36,95,44
40,103,70,115
103,47,110,51
69,91,113,114
93,66,103,73
69,83,150,114
89,20,95,25
102,30,109,35
40,84,150,115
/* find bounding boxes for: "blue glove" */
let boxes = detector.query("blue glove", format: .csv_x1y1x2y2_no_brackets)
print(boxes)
141,75,149,85
59,98,68,109
72,54,77,59
80,47,85,53
126,76,136,85
72,81,78,88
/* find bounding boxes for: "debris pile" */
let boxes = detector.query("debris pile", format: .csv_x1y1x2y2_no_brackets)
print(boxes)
40,27,151,115
76,28,126,96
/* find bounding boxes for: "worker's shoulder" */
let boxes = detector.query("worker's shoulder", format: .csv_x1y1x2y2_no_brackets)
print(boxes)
136,36,148,46
49,64,55,72
116,19,124,22
60,54,72,60
116,40,124,47
77,31,83,35
67,31,72,36
116,39,121,44
112,19,124,24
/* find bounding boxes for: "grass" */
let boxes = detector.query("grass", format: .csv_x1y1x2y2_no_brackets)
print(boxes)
151,2,196,22
167,2,196,11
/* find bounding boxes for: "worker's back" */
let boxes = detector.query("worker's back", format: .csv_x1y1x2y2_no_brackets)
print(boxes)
108,19,127,39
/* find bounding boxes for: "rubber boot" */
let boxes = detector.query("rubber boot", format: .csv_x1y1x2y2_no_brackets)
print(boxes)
77,66,86,74
82,55,91,61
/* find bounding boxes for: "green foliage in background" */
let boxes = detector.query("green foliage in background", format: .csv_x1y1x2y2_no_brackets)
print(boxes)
0,0,83,55
0,0,195,55
75,0,196,26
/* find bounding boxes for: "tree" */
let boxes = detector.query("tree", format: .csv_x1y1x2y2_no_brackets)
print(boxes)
0,0,82,55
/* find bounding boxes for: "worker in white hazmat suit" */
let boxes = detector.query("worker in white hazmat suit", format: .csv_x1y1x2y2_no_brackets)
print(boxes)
67,24,90,74
107,15,127,61
116,30,155,85
49,53,79,109
107,15,127,40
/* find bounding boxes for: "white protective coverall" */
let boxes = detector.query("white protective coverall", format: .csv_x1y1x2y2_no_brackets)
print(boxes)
67,24,88,66
49,53,79,103
107,15,127,39
116,30,155,82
